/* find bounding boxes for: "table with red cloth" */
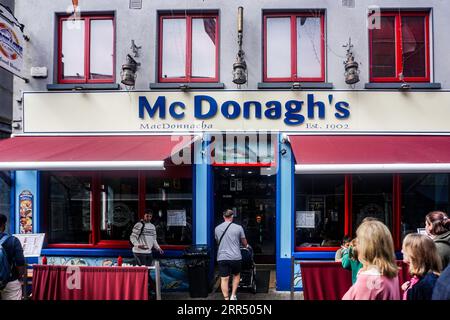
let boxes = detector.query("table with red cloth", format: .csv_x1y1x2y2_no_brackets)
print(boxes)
300,261,411,300
32,265,149,300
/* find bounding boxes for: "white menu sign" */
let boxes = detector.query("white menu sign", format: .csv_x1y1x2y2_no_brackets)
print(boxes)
13,233,45,257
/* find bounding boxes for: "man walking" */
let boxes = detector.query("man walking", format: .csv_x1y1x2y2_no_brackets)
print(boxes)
215,209,248,300
0,214,25,300
130,210,164,266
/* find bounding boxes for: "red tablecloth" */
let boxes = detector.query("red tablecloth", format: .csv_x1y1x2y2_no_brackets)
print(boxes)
32,265,149,300
300,261,411,300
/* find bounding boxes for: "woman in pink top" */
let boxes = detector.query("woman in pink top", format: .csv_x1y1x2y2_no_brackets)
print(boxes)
342,220,400,300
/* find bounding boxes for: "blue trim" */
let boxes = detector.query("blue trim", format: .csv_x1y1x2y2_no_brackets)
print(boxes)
192,163,196,243
41,248,186,258
194,135,208,245
293,252,336,260
34,171,40,234
207,152,215,283
9,171,15,234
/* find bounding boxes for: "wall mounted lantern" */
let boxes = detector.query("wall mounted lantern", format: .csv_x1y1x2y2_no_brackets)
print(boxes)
232,7,247,86
121,54,140,87
343,38,360,85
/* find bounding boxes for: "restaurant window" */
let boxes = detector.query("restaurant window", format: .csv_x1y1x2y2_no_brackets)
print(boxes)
352,174,393,231
159,13,219,82
295,175,345,248
401,174,450,239
369,11,430,82
0,172,11,233
145,168,193,245
58,15,114,83
100,173,139,242
46,173,92,244
263,12,325,82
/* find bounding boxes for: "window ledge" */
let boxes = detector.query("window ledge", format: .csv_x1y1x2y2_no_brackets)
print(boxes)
47,83,121,91
257,82,333,90
364,82,441,90
150,82,225,90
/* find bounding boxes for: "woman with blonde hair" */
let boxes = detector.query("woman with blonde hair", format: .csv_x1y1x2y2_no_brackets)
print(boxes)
342,220,400,300
401,233,441,300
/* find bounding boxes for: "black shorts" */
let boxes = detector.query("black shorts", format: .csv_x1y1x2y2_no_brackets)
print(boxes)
218,260,242,277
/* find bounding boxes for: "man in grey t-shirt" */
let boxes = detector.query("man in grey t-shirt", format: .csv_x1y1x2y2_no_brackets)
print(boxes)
215,209,248,300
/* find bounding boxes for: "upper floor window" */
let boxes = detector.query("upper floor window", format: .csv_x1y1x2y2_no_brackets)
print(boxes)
159,13,219,82
263,12,325,82
58,15,115,84
369,11,430,82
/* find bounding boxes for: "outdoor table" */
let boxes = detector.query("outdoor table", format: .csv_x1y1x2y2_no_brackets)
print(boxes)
32,265,149,300
300,261,411,300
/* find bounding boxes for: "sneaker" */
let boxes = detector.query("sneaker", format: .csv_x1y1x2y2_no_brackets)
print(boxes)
230,295,237,300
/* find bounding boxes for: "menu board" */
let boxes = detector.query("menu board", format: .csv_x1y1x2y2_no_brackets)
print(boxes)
13,233,45,257
167,210,186,227
296,211,316,228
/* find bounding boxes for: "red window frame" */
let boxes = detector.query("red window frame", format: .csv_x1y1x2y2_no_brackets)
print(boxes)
263,12,325,82
369,11,430,83
295,174,402,252
43,169,192,251
158,13,219,83
57,15,115,84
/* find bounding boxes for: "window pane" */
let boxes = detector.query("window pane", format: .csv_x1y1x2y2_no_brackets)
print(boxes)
191,18,216,78
295,175,345,247
145,171,193,245
297,17,322,78
90,19,114,79
162,18,186,79
266,17,291,78
0,172,11,233
371,16,396,78
352,174,393,231
401,174,449,240
101,174,138,241
62,19,85,79
402,16,426,78
47,174,91,244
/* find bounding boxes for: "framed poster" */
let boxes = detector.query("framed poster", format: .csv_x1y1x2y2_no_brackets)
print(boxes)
18,190,33,234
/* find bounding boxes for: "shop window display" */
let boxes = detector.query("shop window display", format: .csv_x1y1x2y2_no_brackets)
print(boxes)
145,175,193,245
401,173,450,239
352,174,393,230
100,174,139,241
47,173,92,244
295,175,345,248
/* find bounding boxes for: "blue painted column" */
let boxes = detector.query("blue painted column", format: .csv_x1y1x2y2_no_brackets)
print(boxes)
276,135,295,291
194,135,212,246
15,171,40,234
193,134,215,283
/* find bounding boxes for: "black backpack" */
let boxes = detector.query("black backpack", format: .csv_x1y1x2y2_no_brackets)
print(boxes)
128,220,145,247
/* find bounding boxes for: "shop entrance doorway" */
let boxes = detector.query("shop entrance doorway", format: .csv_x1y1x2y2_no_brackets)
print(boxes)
213,166,277,264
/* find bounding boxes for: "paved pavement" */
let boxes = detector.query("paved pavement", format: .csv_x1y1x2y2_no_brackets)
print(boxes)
162,266,304,300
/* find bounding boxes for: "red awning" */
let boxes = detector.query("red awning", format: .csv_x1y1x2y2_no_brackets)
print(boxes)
289,135,450,173
0,135,194,170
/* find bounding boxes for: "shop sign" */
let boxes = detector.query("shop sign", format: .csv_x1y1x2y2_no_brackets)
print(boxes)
0,13,24,78
22,90,450,134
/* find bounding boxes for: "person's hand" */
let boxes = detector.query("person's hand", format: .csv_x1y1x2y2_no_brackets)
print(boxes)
138,245,148,250
401,281,410,291
158,248,164,254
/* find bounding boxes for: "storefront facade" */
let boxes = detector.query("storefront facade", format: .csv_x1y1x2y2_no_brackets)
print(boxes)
2,0,450,292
